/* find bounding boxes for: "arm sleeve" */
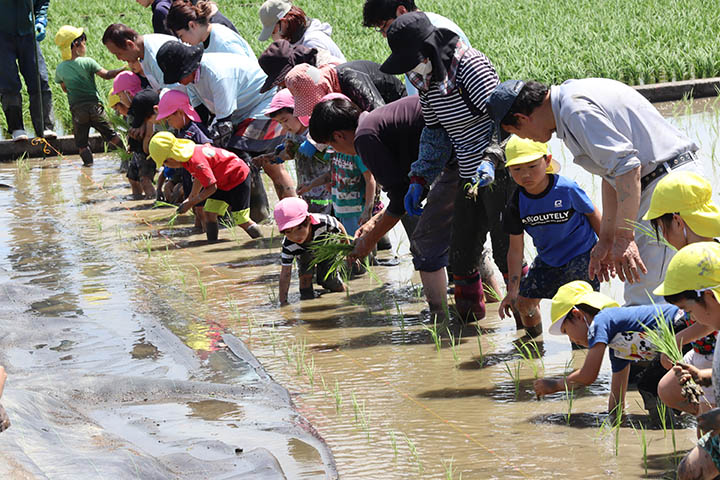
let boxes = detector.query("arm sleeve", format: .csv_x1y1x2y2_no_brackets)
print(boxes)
568,181,596,214
280,239,296,266
338,68,385,112
354,155,368,174
189,160,216,188
152,3,172,35
409,126,453,185
502,189,524,235
564,106,642,178
209,70,238,120
86,57,102,74
419,93,440,128
34,0,49,20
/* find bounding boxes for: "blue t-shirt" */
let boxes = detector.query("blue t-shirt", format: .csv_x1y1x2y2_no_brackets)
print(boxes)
504,174,597,267
588,304,680,373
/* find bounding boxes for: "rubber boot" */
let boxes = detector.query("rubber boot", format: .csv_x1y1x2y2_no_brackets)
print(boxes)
299,287,316,300
206,221,219,242
453,272,486,322
29,91,55,137
80,148,94,166
245,223,263,239
0,94,24,134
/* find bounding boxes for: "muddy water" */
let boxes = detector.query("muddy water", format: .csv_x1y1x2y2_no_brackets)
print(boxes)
0,97,718,479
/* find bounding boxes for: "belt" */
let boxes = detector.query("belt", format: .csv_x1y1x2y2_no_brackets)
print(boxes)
640,151,696,191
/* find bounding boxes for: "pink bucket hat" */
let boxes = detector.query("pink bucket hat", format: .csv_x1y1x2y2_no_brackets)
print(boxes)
264,88,310,126
274,197,319,231
111,71,142,96
156,89,202,122
285,64,339,117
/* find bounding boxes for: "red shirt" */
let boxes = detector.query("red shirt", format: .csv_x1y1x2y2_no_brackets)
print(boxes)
183,145,249,190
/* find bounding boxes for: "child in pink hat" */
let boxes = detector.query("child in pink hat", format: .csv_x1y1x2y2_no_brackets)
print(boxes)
274,196,347,305
111,71,143,112
254,89,332,214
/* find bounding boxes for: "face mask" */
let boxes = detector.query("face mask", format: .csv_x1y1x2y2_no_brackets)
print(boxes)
411,60,432,76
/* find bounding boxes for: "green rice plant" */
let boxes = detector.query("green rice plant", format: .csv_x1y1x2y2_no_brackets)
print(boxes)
393,297,405,326
446,327,460,366
294,338,307,376
15,153,30,177
442,457,461,480
192,265,207,301
504,361,522,399
350,391,370,438
140,233,152,257
304,355,315,388
475,325,485,366
514,340,543,379
402,432,423,474
320,374,328,397
389,430,398,461
218,215,241,245
333,379,342,414
626,219,676,251
631,421,648,476
483,282,502,302
423,317,442,352
307,233,354,281
564,380,574,425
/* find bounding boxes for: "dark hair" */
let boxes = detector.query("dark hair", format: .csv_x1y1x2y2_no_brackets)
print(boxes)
500,81,549,127
575,303,601,317
651,212,676,244
308,98,361,144
71,32,87,48
266,107,294,119
362,0,417,27
664,290,707,306
279,6,309,43
167,0,213,33
102,23,139,48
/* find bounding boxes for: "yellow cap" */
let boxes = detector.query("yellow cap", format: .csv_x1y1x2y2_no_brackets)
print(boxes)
642,171,720,238
107,93,121,108
653,242,720,302
148,131,195,168
54,25,84,61
505,135,560,174
549,281,619,335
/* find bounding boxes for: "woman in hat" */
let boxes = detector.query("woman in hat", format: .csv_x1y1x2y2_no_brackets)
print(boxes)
148,131,262,241
653,242,720,480
646,171,720,416
257,0,345,62
534,280,680,415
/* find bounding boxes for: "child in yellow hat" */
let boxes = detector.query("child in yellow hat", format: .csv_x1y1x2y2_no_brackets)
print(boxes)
643,171,720,417
653,242,720,479
54,25,126,166
535,280,681,415
499,135,601,339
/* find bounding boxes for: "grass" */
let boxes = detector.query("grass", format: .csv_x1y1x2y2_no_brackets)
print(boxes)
16,0,720,135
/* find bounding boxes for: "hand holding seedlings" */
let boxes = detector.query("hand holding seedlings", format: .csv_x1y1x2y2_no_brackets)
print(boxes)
672,362,710,405
177,200,192,215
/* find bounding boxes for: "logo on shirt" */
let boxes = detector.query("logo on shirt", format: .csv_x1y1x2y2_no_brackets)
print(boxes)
555,200,563,208
521,209,573,227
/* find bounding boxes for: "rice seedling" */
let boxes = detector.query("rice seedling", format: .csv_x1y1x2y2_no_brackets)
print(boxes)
402,432,423,474
333,379,342,414
631,421,648,476
218,215,241,245
393,297,405,326
423,317,442,352
307,233,354,281
564,380,574,425
192,265,207,301
514,340,543,379
294,338,307,376
483,282,502,302
504,361,522,399
15,153,30,177
442,457,461,480
320,374,328,397
389,430,398,461
304,354,315,388
641,306,704,405
140,233,152,257
350,391,370,438
446,327,460,366
626,219,676,250
475,325,485,366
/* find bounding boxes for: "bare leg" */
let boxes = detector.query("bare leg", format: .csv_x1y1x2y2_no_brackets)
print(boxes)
677,445,720,480
262,163,296,199
129,179,144,197
517,296,542,337
420,268,449,316
141,177,156,199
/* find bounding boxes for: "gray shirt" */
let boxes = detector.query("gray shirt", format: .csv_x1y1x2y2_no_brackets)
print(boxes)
550,78,697,187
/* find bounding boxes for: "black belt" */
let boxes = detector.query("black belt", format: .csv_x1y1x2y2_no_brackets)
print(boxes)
641,151,696,191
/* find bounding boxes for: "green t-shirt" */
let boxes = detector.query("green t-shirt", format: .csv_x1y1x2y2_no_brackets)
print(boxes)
55,57,102,107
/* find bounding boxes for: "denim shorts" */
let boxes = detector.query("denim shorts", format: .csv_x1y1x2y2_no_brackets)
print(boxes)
519,248,600,299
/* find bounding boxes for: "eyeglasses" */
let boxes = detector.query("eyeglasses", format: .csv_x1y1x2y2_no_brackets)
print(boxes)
373,18,394,34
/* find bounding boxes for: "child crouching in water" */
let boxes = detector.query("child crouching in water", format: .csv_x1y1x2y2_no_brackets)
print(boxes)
148,131,262,242
274,197,346,305
54,25,125,166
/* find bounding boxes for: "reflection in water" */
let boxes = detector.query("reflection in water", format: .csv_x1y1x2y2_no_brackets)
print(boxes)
186,399,244,421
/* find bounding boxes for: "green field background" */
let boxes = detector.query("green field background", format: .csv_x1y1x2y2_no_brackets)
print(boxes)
7,0,720,133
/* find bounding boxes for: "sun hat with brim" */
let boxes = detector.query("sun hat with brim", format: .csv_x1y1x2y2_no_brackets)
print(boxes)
258,0,292,42
642,171,720,238
486,80,526,141
653,241,720,303
148,131,196,168
54,25,84,61
107,93,122,108
157,42,203,85
156,89,202,122
274,197,319,232
112,71,142,96
549,281,620,335
380,12,434,75
505,135,561,174
285,64,335,117
258,40,296,93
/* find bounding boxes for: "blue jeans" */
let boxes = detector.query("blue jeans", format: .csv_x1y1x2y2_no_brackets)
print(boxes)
0,31,53,134
339,215,361,238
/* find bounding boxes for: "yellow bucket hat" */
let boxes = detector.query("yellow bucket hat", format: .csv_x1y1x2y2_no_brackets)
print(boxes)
107,92,121,108
653,241,720,302
642,171,720,238
505,135,560,174
54,25,84,61
549,281,619,335
148,131,196,168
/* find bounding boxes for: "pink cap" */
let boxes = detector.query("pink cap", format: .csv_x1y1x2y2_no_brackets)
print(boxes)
111,71,142,96
156,89,202,122
320,92,351,102
274,197,319,232
264,88,309,127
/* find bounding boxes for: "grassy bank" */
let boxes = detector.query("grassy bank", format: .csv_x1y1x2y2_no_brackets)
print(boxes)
8,0,720,132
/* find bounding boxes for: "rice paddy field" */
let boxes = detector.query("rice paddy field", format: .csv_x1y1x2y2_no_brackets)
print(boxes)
3,0,720,133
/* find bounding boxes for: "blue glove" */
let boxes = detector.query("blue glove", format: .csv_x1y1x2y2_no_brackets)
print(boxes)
297,140,317,158
404,183,425,216
476,160,495,187
35,18,47,42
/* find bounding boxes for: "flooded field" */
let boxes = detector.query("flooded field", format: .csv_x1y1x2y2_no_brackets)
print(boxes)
0,97,718,479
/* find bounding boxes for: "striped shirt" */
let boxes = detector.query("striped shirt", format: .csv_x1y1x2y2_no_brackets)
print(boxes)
280,214,342,266
419,48,499,179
